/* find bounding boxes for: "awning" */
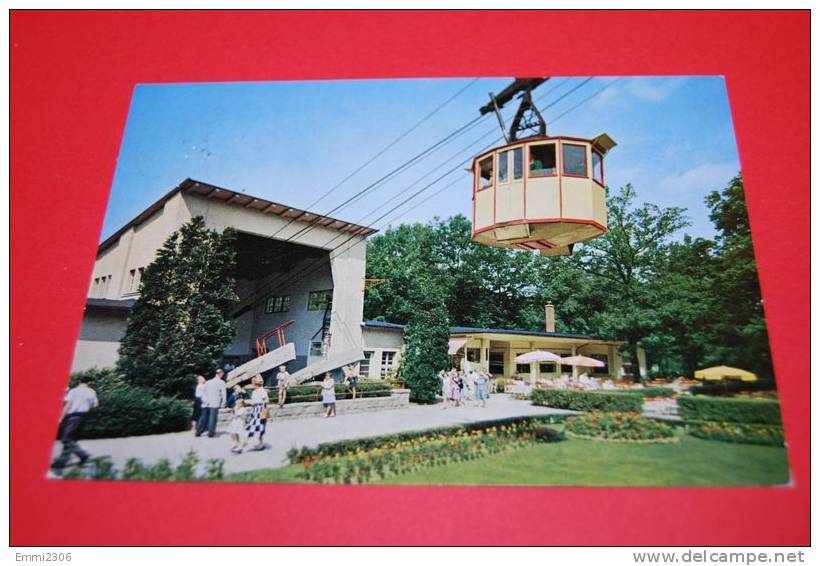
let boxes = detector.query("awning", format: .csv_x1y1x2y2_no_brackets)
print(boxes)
448,337,468,355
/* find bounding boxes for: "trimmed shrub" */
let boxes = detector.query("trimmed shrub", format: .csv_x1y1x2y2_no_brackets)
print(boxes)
68,367,129,393
530,389,642,413
608,387,676,399
565,412,677,443
533,426,564,443
688,380,778,397
688,422,784,446
270,382,393,404
76,387,190,439
677,395,782,425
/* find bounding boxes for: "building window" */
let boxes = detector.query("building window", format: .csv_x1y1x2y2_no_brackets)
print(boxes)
489,351,504,375
307,289,333,311
592,150,604,184
562,143,587,176
127,268,144,293
360,351,374,378
560,364,574,375
466,348,480,363
516,363,531,375
309,341,323,357
478,156,493,189
265,295,290,313
529,144,557,176
539,362,556,374
498,150,510,184
512,147,523,180
590,354,609,375
380,351,396,377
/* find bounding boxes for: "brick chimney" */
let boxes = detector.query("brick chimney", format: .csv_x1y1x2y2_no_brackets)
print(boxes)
545,302,555,333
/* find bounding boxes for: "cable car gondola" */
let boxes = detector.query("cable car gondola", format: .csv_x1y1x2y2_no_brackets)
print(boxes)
471,78,616,256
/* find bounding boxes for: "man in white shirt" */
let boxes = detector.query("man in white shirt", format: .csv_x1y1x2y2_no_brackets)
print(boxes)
196,368,227,438
52,376,99,469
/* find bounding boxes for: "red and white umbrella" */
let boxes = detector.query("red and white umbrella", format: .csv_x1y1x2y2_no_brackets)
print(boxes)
560,355,605,368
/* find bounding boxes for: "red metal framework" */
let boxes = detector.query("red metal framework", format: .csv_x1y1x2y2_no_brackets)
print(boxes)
255,319,295,357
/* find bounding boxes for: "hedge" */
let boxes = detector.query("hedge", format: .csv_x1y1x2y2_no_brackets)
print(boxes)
268,382,393,404
677,395,782,425
59,451,226,481
287,414,566,464
688,381,778,396
607,387,676,398
565,412,677,443
688,421,784,446
74,387,190,439
530,389,643,413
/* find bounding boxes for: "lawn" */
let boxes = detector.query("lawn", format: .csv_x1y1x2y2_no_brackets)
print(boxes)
226,432,790,487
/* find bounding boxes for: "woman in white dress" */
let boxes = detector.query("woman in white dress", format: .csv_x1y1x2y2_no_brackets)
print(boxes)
244,375,269,451
321,372,336,418
440,370,451,408
228,398,248,454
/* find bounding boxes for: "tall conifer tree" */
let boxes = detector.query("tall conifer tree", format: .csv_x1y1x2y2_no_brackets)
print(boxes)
117,216,239,397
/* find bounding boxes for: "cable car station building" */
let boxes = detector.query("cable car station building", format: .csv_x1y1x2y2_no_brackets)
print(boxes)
73,178,375,383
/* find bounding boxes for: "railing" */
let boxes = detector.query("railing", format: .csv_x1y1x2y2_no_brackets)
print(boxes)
255,320,295,357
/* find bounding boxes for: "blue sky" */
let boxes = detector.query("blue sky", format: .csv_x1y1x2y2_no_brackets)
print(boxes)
103,76,740,241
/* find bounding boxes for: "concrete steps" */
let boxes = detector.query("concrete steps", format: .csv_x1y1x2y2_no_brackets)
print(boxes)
290,347,363,384
226,343,296,387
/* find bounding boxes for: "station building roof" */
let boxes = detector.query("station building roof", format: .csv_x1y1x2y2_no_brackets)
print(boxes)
98,178,378,255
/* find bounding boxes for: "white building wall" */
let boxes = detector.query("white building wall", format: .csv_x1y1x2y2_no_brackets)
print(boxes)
79,189,370,375
361,326,404,380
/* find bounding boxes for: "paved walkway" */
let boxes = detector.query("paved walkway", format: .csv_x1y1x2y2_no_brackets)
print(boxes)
51,395,574,475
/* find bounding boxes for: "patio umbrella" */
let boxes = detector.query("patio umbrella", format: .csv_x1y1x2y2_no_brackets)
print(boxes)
560,355,605,368
514,351,560,384
515,350,561,363
694,365,757,382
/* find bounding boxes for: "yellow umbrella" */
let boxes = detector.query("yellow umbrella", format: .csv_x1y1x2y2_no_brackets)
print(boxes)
694,365,757,382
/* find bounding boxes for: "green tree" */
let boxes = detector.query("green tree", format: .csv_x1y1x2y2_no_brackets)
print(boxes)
117,216,239,397
399,275,451,404
704,174,773,379
573,184,689,380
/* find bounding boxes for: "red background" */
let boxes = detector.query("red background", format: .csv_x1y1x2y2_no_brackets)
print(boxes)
10,11,810,546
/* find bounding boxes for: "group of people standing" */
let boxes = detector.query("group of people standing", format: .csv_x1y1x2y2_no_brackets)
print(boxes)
191,364,291,454
439,367,492,408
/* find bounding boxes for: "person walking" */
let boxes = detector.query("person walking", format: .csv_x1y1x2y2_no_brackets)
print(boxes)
451,373,462,407
476,371,490,408
275,365,290,408
52,375,98,469
244,375,269,451
196,368,227,438
321,372,336,418
191,374,206,433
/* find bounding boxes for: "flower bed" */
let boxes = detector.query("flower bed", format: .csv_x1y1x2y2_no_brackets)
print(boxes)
688,421,784,446
530,389,643,413
296,421,563,483
60,450,225,481
677,395,782,425
564,412,678,443
287,414,566,464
